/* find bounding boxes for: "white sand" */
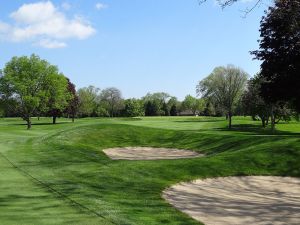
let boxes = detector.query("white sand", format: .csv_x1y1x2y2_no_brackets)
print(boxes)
163,176,300,225
103,147,202,160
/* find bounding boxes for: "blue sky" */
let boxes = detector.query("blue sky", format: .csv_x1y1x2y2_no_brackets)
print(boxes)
0,0,269,100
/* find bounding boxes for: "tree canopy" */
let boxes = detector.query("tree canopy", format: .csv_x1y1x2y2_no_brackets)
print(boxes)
182,95,205,115
101,87,122,117
46,73,70,124
0,55,67,129
65,78,79,122
77,86,100,117
252,0,300,112
197,65,248,128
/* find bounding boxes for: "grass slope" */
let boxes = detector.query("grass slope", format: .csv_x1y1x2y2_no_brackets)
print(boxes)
0,116,299,225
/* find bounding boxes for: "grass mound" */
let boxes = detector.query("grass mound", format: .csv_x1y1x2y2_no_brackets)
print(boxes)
0,116,299,224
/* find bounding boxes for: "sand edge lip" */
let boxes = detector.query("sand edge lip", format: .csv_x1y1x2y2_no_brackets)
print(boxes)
162,176,300,225
102,146,203,160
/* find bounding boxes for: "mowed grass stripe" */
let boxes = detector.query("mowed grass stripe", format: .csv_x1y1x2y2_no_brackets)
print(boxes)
0,117,299,224
0,152,112,225
0,151,117,225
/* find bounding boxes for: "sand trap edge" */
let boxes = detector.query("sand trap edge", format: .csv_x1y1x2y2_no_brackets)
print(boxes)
162,176,300,225
102,146,204,160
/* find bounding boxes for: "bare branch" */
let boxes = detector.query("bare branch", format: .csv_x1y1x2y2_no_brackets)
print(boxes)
198,0,265,15
240,0,264,18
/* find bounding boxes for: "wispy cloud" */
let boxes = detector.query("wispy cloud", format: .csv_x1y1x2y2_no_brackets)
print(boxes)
61,2,71,10
95,3,108,10
0,1,96,49
34,39,67,49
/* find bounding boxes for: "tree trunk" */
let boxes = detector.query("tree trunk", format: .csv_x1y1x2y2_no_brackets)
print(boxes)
228,112,232,129
26,117,32,130
270,105,275,132
37,116,40,121
111,105,114,118
72,115,75,123
262,118,266,128
53,116,57,124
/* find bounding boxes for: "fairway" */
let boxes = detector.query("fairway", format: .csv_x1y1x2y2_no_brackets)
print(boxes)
0,116,300,225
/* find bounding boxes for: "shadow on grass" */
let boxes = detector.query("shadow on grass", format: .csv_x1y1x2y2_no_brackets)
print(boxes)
117,117,143,121
174,119,224,123
4,122,300,224
214,124,300,136
11,121,72,126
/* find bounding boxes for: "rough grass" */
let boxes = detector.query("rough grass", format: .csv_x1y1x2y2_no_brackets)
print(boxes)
0,116,299,225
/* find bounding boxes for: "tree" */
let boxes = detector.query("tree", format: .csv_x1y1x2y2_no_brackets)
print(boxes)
64,78,79,122
77,86,100,117
46,73,70,124
170,104,178,116
167,97,180,116
182,95,205,115
142,92,172,116
203,101,215,116
0,55,60,129
122,98,144,117
242,75,294,128
143,92,170,104
0,77,20,117
162,102,170,116
251,0,300,124
241,75,271,127
145,101,159,116
197,65,248,128
100,87,122,117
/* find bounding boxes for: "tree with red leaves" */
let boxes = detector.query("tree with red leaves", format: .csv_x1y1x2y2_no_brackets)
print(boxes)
65,78,79,122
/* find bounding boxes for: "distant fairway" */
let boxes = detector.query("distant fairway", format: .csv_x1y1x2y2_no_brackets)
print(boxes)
0,116,299,225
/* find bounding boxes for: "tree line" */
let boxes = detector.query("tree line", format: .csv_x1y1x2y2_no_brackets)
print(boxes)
0,55,297,131
0,54,213,129
0,0,299,131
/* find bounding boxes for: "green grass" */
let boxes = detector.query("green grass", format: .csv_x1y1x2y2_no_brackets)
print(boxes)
0,116,299,224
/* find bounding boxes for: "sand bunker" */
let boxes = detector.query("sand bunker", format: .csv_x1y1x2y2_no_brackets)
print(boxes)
163,176,300,225
103,147,202,160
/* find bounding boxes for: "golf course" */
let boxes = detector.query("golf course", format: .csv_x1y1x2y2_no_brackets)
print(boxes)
1,116,299,225
1,0,300,224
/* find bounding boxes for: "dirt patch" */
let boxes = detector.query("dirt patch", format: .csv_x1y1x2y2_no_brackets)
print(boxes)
163,176,300,225
103,147,202,160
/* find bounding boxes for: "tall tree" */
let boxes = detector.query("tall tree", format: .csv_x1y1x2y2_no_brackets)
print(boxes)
251,0,300,116
100,87,122,117
46,73,70,124
64,78,79,122
145,101,159,116
77,86,100,117
170,104,178,116
241,75,271,127
142,92,172,116
0,55,59,129
162,102,170,116
197,65,248,128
